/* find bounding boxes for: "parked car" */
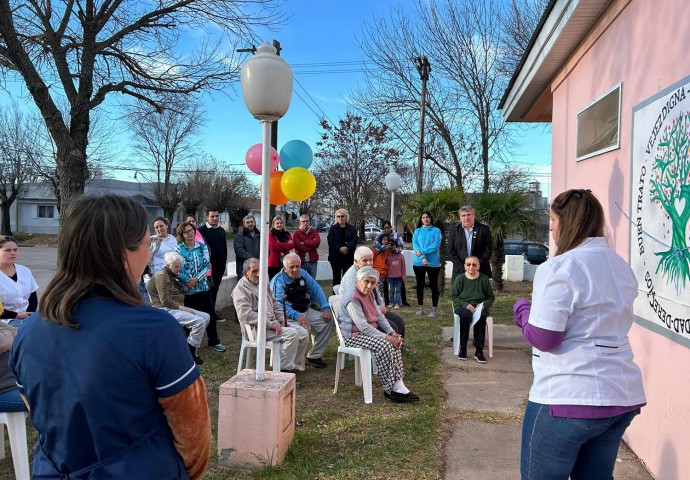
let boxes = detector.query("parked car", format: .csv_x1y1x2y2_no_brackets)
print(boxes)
503,240,549,265
364,225,382,240
317,222,331,232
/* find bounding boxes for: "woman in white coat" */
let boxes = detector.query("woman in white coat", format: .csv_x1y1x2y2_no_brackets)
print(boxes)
514,189,645,479
0,236,38,327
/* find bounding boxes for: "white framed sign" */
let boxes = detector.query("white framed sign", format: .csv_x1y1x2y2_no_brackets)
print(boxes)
630,75,690,348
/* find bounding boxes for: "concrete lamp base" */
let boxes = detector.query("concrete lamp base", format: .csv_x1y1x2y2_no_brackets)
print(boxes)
217,370,296,469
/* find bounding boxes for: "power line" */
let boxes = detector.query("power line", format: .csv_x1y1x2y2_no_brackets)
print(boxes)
292,76,335,125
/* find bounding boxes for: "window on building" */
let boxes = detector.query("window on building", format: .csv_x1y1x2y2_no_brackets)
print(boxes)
38,205,55,218
576,83,622,161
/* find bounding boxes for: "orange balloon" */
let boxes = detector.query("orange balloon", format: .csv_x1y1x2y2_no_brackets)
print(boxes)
269,171,289,205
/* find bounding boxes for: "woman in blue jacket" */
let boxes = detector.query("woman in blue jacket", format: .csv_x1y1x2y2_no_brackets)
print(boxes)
411,211,442,317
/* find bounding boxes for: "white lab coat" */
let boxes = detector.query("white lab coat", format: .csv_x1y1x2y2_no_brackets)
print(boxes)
528,237,646,406
0,264,38,316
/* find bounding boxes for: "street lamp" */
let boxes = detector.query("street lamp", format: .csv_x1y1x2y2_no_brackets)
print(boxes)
240,42,293,381
385,167,402,228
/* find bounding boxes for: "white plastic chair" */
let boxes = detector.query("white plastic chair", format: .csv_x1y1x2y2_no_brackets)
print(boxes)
0,411,30,480
329,295,376,404
452,302,494,358
236,323,283,374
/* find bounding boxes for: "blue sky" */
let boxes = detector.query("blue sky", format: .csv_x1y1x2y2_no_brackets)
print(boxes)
0,0,552,194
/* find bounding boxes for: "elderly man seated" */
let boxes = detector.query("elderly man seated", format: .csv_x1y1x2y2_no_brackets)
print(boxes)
232,258,308,373
270,253,333,369
340,246,405,337
147,252,210,365
449,255,495,363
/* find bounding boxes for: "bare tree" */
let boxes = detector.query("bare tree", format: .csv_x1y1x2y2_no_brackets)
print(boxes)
178,154,254,222
128,97,203,218
353,8,478,189
422,0,513,193
354,0,520,193
499,0,548,76
0,103,41,234
0,0,283,216
314,112,400,236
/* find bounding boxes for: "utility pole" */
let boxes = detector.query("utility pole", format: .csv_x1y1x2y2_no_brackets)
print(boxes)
413,56,431,194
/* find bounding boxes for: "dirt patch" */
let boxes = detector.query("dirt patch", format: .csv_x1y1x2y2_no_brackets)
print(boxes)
13,233,59,247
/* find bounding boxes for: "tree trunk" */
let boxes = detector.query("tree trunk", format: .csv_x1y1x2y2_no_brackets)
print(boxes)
491,238,505,292
1,202,13,235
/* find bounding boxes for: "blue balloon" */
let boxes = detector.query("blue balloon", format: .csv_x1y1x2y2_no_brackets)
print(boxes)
279,140,313,170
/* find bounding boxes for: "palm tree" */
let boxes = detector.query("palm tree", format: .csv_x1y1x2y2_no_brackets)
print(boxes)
400,188,465,293
473,192,541,291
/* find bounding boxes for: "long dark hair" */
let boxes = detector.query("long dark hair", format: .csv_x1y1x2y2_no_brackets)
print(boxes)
39,195,149,327
417,211,435,228
551,189,605,255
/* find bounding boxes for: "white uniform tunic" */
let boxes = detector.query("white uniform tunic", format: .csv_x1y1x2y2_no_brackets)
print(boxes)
0,264,38,318
150,235,178,274
527,237,646,406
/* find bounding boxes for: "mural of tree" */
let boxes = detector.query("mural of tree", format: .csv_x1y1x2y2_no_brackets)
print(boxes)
650,112,690,291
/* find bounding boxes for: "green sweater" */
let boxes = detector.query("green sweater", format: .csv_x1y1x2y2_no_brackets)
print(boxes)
449,273,495,310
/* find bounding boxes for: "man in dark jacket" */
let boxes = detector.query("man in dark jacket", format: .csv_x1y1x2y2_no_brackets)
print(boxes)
233,215,261,279
326,208,358,286
198,209,228,321
447,205,493,282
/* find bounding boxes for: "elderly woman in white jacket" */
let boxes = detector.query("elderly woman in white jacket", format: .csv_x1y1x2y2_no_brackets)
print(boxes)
338,266,419,403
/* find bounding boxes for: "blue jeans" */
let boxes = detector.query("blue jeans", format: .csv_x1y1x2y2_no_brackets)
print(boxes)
0,388,27,412
302,261,317,280
388,277,402,305
521,401,640,480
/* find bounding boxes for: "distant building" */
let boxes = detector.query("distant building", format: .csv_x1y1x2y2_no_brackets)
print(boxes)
7,179,173,234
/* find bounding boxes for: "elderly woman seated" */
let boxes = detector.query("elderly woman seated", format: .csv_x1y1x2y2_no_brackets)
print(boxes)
338,266,420,403
147,252,210,365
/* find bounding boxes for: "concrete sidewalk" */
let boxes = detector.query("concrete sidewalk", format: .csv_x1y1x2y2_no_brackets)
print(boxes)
440,324,653,480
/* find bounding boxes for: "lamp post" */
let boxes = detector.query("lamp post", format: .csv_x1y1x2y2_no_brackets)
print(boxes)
240,42,293,381
385,168,402,229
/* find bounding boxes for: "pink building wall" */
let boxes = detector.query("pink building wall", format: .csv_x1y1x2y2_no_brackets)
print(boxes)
549,0,690,478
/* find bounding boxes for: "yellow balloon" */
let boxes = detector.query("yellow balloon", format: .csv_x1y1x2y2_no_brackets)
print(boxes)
281,167,316,202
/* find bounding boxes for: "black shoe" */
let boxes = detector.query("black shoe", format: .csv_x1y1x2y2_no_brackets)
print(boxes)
402,302,411,307
389,390,421,403
474,351,487,364
189,345,204,365
307,357,327,368
281,369,297,374
458,349,467,361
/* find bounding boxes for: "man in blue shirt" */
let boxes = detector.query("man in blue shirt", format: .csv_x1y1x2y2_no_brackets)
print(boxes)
270,253,333,368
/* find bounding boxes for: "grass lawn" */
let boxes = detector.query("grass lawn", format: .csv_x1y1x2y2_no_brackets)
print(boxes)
0,279,533,479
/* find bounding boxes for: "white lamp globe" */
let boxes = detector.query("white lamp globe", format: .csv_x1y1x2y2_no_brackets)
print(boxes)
240,42,293,121
385,168,402,192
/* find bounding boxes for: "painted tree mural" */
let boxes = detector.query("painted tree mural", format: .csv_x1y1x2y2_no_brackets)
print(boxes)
650,111,690,291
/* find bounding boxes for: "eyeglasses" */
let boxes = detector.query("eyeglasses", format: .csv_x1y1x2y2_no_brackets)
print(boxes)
183,229,195,235
465,262,479,267
336,215,345,218
300,220,309,223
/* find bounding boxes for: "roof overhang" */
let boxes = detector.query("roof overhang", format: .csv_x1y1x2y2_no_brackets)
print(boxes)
500,0,613,122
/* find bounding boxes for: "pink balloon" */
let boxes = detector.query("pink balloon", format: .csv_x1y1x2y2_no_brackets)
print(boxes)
245,144,279,175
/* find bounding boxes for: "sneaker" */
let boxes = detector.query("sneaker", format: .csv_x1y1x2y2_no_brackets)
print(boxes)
415,307,424,316
210,343,227,352
393,304,400,309
474,352,487,364
458,349,467,361
216,317,226,323
307,357,327,368
387,304,394,308
427,310,438,318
